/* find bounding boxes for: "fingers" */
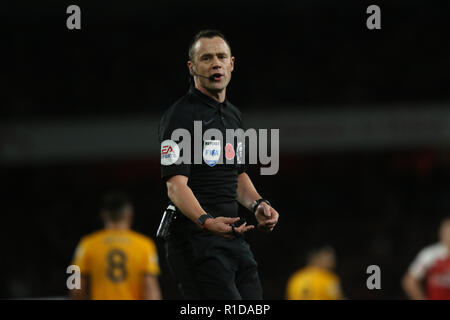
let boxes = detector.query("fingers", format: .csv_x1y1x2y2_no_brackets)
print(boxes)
265,220,277,228
263,205,271,217
218,217,241,225
211,217,261,237
257,206,277,219
256,204,271,218
258,223,276,233
258,216,278,232
257,217,277,227
255,207,279,233
234,222,254,234
262,209,279,224
264,217,278,224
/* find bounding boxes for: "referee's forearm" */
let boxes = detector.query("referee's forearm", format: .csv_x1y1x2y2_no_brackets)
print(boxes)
236,173,262,211
166,175,207,222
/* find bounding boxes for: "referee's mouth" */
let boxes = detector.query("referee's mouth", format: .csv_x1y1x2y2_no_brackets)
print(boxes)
209,73,225,81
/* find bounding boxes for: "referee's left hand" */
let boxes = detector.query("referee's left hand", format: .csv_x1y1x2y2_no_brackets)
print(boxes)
254,202,279,232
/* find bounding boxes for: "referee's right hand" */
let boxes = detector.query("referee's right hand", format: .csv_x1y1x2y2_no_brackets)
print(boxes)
204,217,254,238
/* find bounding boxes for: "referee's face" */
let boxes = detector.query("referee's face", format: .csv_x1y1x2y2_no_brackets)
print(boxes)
440,219,450,247
188,36,235,94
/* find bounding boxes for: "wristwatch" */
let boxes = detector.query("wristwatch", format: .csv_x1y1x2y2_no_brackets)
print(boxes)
252,199,271,213
197,213,213,228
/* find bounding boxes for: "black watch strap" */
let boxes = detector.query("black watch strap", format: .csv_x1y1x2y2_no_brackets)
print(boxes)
197,213,213,228
252,199,271,213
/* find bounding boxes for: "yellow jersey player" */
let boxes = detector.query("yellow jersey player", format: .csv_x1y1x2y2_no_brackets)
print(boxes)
286,246,344,300
70,191,161,300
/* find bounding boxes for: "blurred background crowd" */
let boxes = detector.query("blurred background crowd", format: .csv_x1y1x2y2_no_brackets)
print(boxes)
2,0,450,299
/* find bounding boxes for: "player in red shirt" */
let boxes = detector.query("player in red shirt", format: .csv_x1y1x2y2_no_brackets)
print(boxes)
402,217,450,300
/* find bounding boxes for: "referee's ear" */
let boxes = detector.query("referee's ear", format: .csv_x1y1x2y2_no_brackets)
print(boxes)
187,61,194,76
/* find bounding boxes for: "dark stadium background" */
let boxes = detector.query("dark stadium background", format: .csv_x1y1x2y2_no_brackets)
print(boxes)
2,0,450,299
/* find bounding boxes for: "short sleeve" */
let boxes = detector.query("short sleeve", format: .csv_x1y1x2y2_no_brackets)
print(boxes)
325,278,343,300
142,239,160,276
407,243,447,280
286,275,301,300
159,106,193,181
72,238,90,274
408,248,432,280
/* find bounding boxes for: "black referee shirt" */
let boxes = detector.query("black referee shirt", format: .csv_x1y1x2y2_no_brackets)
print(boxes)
159,85,246,207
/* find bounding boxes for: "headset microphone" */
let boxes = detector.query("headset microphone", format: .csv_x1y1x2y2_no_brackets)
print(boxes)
191,67,216,81
193,71,215,81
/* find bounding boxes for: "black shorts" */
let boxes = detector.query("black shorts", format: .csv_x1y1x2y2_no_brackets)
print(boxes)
165,203,263,300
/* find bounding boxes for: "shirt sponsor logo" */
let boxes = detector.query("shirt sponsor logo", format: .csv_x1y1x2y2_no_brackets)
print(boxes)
161,140,180,165
203,140,221,167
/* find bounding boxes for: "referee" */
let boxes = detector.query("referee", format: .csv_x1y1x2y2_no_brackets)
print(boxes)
158,30,279,299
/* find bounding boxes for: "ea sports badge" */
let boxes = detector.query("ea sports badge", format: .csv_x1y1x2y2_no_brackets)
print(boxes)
160,140,180,165
203,140,221,167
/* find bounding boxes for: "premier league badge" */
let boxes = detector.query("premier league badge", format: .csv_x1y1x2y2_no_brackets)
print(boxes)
203,140,221,167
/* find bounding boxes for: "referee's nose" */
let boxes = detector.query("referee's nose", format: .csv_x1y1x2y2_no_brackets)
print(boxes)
211,56,224,70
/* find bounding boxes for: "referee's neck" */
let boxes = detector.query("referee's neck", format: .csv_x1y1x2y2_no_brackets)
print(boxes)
104,222,130,231
195,84,226,103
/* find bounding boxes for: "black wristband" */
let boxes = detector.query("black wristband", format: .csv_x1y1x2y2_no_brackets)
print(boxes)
197,213,213,228
252,199,271,213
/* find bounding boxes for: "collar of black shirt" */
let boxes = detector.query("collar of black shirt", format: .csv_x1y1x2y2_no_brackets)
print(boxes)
189,85,230,109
